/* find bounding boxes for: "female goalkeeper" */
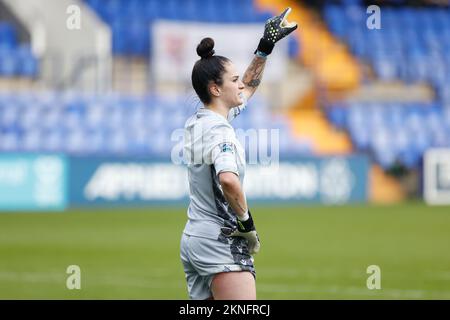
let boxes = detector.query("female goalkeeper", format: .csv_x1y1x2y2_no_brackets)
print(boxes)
180,8,297,300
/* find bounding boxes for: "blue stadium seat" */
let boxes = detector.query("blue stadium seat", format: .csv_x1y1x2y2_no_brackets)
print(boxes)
18,53,39,78
66,130,87,154
0,22,38,78
0,92,307,157
19,107,40,130
0,132,20,151
374,146,397,170
178,0,197,21
0,48,18,76
124,0,148,21
128,20,150,55
350,124,370,150
22,128,42,152
323,3,450,97
84,0,283,57
373,58,398,81
1,106,22,134
326,106,346,129
43,129,65,152
328,99,450,169
144,0,161,20
0,22,17,49
256,10,272,23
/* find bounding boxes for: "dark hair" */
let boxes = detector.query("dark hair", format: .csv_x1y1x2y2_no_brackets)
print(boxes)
191,37,230,105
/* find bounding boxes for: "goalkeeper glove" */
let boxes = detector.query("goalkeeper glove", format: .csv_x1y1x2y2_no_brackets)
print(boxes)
221,210,261,255
255,7,298,56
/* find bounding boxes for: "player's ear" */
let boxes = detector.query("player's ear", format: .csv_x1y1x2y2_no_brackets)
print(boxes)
209,83,221,97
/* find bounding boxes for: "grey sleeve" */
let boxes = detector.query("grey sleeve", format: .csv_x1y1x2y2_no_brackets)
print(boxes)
211,142,239,176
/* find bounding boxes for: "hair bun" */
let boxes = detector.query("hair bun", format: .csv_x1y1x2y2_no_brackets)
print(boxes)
197,37,215,59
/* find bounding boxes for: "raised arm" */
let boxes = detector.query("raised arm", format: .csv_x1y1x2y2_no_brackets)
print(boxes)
242,7,298,101
242,55,267,100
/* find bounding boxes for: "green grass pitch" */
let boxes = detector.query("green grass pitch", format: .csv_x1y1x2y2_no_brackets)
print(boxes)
0,203,449,299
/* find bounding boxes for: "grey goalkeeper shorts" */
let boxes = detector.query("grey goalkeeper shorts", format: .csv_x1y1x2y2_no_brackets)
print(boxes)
180,232,256,300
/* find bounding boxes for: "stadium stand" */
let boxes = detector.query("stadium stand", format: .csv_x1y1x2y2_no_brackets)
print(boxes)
327,101,450,169
321,1,450,170
0,0,310,160
323,4,450,88
2,0,112,92
0,91,312,157
0,21,38,78
84,0,300,58
2,0,447,201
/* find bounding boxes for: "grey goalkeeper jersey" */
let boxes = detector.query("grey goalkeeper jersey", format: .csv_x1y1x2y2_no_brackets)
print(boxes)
183,97,247,240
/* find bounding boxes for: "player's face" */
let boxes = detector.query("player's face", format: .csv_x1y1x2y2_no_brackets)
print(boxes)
220,62,245,108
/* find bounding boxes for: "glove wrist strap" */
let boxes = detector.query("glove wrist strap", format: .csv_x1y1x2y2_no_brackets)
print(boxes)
254,38,274,56
237,210,255,232
255,50,268,58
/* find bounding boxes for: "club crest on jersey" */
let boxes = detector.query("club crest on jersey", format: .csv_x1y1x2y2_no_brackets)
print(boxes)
220,143,234,154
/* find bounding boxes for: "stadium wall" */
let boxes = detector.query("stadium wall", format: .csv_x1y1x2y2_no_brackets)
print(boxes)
0,154,370,211
0,154,68,211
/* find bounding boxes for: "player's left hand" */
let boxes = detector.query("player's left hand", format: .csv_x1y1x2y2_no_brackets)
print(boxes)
220,210,261,255
263,7,298,44
255,7,298,56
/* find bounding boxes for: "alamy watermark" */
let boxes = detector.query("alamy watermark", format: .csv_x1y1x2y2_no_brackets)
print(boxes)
66,265,81,290
66,5,81,30
170,124,280,169
367,5,381,30
366,265,381,290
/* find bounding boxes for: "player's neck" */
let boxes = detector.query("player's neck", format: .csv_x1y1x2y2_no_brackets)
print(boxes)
206,101,229,120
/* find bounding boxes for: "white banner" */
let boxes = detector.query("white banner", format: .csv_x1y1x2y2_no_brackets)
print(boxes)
76,157,368,204
150,20,288,84
424,148,450,205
